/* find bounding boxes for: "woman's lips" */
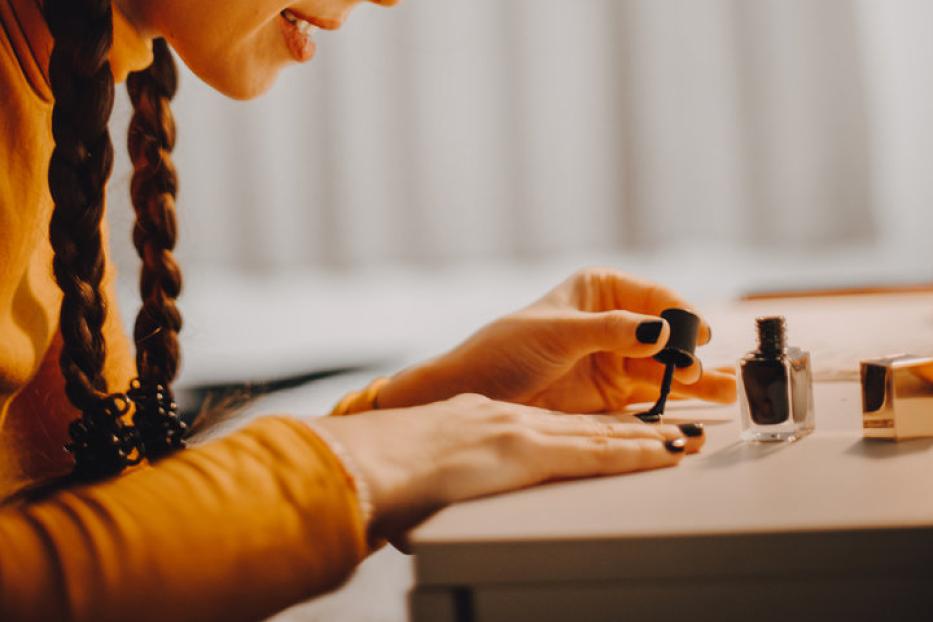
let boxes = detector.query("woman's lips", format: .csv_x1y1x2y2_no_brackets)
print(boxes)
279,10,317,62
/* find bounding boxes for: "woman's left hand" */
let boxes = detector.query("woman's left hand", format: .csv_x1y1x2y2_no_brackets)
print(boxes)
377,268,737,413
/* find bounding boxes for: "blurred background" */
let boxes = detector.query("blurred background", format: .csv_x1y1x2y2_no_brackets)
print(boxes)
105,0,933,391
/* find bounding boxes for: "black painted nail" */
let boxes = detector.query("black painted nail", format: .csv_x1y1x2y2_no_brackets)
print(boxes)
636,320,664,344
665,438,687,453
637,413,661,424
678,423,704,438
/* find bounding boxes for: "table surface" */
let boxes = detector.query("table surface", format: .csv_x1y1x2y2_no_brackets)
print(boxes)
410,381,933,586
232,289,933,619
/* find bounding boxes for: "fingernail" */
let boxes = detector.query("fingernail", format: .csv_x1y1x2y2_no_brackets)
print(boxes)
678,423,704,438
665,438,687,453
636,320,664,344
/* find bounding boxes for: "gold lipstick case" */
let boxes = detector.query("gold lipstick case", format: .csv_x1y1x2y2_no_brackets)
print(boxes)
860,355,933,440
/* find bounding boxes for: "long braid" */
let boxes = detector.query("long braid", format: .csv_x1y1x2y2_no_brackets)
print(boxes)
126,39,187,459
45,0,138,478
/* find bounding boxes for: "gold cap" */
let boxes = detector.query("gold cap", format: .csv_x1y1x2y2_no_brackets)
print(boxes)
861,355,933,440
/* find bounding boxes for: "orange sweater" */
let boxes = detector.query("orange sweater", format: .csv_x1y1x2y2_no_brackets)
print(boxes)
0,2,370,619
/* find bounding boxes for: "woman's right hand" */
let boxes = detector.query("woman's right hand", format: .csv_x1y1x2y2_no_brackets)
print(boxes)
311,393,703,546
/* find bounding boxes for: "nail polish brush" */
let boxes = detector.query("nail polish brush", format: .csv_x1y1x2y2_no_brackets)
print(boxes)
637,308,700,423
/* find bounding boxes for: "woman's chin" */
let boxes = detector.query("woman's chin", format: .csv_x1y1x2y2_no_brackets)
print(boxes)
209,67,282,101
172,46,284,101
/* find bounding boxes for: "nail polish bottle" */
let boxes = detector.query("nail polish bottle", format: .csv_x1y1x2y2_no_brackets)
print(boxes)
738,316,815,442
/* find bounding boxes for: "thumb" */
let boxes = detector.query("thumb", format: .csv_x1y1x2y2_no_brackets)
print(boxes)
565,310,670,359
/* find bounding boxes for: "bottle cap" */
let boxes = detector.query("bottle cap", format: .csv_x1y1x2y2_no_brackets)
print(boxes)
756,316,787,356
653,308,700,369
861,354,933,441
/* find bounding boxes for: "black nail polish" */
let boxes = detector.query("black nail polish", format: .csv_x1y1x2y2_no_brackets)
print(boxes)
739,316,814,442
678,423,704,438
664,438,687,453
636,320,664,344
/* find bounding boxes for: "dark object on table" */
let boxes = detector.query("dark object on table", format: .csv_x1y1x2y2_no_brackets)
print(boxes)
738,316,814,442
636,308,700,423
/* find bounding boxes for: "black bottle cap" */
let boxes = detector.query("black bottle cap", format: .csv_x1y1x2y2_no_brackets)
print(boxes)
756,316,787,357
653,308,700,369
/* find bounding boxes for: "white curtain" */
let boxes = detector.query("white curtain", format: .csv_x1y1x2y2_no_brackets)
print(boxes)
107,0,933,275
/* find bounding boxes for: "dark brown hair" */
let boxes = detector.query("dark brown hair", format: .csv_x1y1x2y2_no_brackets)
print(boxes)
45,0,186,479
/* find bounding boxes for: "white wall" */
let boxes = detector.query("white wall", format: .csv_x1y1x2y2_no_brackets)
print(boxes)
107,0,933,277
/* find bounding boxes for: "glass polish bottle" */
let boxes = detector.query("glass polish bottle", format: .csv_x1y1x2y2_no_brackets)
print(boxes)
738,316,815,442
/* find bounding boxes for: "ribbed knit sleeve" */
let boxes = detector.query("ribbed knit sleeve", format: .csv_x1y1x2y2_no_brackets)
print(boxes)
0,415,368,621
330,377,390,416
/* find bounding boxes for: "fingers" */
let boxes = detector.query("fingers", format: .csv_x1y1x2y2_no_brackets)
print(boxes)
674,422,706,454
583,269,713,345
536,434,686,480
625,361,737,404
562,310,672,359
671,370,737,403
625,356,704,386
529,413,684,442
515,406,705,455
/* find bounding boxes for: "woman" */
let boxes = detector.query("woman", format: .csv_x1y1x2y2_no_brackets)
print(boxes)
0,0,736,620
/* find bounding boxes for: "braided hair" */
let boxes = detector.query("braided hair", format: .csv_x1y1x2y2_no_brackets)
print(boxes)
45,0,186,479
126,39,187,460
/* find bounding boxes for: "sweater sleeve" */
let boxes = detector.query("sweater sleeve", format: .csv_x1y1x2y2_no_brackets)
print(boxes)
0,415,368,622
330,377,390,416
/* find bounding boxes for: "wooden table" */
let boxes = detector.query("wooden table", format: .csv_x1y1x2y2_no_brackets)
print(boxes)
409,382,933,622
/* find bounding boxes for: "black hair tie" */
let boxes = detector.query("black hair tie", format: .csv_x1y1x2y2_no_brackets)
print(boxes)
129,379,187,460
